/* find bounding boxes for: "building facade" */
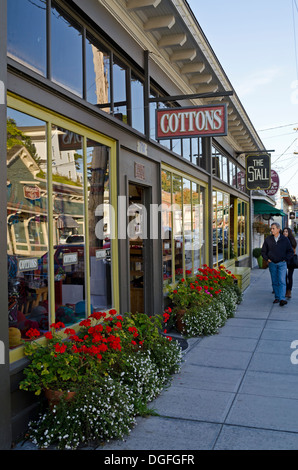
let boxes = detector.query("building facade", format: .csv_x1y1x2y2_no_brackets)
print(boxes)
0,0,266,447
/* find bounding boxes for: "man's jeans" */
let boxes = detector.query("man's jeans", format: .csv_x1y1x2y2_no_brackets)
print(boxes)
269,261,287,301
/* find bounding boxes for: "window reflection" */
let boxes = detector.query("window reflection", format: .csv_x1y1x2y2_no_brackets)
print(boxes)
51,2,83,96
183,179,192,273
7,0,47,76
161,171,172,286
113,56,127,123
87,141,112,309
50,126,85,323
86,34,111,111
131,73,144,134
173,175,183,280
7,109,49,348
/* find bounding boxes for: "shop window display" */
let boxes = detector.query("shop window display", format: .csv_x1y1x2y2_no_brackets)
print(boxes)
7,105,114,351
7,109,49,348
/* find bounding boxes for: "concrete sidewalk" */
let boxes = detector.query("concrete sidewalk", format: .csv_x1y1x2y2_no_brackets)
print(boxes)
14,267,298,450
100,267,298,451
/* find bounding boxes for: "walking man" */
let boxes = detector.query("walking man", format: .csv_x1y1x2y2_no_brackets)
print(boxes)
261,222,294,306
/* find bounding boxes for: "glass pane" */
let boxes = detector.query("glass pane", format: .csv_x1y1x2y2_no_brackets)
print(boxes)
223,193,230,261
86,34,110,110
113,56,127,123
217,192,224,263
161,171,172,286
149,91,157,140
182,139,191,162
131,73,144,134
172,175,183,280
87,140,112,310
183,179,192,274
51,125,85,322
51,2,83,96
192,182,200,273
199,187,206,265
7,108,49,348
7,0,47,76
222,156,228,183
212,191,217,265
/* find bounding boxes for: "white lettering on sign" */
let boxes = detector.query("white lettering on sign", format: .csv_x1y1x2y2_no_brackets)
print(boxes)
18,258,38,272
96,249,106,260
157,105,227,139
63,253,78,266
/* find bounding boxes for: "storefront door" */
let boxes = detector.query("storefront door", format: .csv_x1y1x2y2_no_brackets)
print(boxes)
128,183,152,314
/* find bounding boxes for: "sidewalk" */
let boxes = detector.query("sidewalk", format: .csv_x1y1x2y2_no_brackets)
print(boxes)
99,267,298,451
15,267,298,450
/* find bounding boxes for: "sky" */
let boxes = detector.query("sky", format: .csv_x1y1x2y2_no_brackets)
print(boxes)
187,0,298,198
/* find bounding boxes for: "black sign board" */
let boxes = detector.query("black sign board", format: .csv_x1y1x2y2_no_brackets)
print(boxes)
246,153,271,190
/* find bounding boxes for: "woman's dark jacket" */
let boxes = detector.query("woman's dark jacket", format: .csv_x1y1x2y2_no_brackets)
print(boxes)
261,233,294,263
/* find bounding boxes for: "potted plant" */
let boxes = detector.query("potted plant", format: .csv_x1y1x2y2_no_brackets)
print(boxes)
253,247,263,268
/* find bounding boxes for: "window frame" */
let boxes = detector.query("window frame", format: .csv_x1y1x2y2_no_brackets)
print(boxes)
8,93,119,363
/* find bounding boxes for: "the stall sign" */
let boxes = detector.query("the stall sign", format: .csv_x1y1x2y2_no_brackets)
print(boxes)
156,104,227,139
246,153,271,190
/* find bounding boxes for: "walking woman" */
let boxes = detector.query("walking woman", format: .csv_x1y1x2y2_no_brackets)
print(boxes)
283,227,297,298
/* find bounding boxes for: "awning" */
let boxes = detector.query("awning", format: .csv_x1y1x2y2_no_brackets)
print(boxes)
253,200,286,217
57,215,79,229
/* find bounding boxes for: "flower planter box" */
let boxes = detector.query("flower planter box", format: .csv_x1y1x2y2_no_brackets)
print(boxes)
228,266,251,292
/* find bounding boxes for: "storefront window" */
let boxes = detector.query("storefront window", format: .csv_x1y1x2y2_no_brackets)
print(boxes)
173,175,183,280
113,56,127,123
7,99,117,356
51,1,83,96
161,170,172,286
49,126,85,323
183,179,192,273
86,34,111,110
7,108,49,348
238,200,248,257
7,0,47,76
213,189,231,265
87,140,112,310
162,168,206,285
131,73,144,134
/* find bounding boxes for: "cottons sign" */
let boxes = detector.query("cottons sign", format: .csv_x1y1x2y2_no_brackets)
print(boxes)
156,104,227,139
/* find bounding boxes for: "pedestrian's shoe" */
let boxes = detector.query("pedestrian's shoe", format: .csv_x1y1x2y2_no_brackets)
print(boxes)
280,300,288,306
286,290,292,298
273,299,279,303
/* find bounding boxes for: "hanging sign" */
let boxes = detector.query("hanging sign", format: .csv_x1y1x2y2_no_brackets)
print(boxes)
23,185,41,200
156,104,227,139
264,170,279,196
246,153,271,190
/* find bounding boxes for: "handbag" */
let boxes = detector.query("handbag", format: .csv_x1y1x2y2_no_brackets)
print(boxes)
288,254,298,269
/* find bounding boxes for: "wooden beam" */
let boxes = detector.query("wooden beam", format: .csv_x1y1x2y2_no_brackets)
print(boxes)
170,49,197,61
158,33,187,47
189,73,213,85
196,84,218,93
144,15,175,31
181,62,205,74
127,0,162,9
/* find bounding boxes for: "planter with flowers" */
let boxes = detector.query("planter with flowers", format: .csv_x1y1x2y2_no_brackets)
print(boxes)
166,265,242,337
19,309,182,449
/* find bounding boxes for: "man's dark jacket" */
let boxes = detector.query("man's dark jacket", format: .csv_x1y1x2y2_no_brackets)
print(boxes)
261,233,294,264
